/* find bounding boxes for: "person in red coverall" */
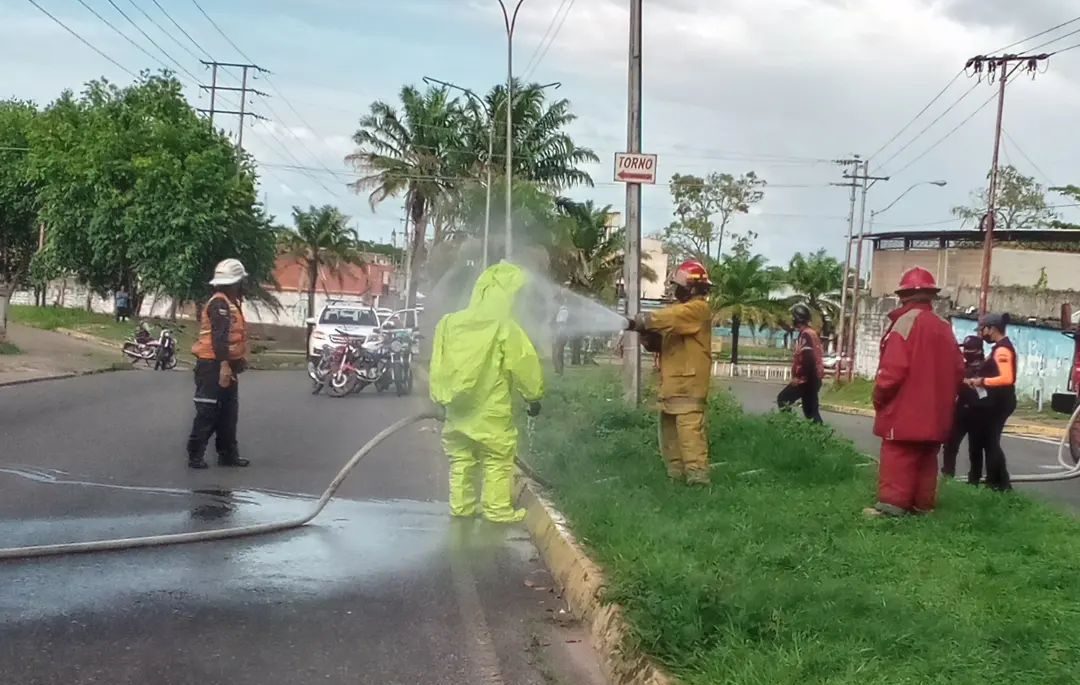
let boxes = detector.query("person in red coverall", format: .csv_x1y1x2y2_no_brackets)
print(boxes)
865,267,964,517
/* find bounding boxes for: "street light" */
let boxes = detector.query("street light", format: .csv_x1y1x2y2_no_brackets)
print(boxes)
845,179,948,380
499,0,526,260
423,75,559,268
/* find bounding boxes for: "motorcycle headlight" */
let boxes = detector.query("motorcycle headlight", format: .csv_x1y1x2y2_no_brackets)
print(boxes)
390,340,403,352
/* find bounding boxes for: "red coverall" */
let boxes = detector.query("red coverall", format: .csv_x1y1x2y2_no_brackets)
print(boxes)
872,302,964,514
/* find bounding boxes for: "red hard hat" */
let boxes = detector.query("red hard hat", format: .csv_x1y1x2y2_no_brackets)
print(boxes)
895,266,939,294
671,260,712,287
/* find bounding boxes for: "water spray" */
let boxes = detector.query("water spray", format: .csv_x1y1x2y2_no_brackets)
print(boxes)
0,411,442,561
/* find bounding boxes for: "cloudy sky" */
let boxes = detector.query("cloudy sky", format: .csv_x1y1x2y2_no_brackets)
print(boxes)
5,0,1080,264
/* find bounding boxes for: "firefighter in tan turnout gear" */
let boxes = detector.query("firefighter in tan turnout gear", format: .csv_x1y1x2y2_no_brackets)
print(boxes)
626,260,714,485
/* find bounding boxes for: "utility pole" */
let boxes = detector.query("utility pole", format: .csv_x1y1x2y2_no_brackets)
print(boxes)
623,0,643,405
832,158,888,373
964,53,1049,314
198,61,269,150
498,1,526,260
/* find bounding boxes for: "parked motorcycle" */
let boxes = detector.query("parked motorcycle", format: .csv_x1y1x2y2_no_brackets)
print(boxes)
324,330,388,398
308,344,335,395
384,328,414,396
122,325,177,370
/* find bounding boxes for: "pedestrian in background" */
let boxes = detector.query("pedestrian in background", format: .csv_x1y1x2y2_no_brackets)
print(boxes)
552,295,569,375
626,260,714,485
866,267,964,517
966,313,1016,491
941,335,985,480
115,286,131,322
777,303,825,423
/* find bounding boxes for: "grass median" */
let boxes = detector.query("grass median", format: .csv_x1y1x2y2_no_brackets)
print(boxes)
526,370,1080,684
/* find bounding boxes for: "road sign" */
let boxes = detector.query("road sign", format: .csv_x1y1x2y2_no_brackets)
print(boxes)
614,152,657,184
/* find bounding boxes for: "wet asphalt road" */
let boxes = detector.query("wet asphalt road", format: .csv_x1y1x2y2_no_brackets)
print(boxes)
725,379,1080,511
0,370,602,685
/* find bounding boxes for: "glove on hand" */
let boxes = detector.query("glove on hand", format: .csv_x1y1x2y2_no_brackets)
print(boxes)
527,401,542,418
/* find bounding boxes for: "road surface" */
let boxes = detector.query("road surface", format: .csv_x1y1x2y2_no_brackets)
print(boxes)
0,371,603,685
724,379,1080,511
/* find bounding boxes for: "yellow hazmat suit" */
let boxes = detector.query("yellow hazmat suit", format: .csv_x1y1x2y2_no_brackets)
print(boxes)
635,297,713,483
429,263,545,522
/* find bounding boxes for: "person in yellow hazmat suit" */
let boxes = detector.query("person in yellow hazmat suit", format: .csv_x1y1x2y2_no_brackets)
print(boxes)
429,262,545,523
626,259,714,484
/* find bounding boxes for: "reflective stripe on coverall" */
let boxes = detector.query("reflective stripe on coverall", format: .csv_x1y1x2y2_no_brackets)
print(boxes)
636,297,712,484
429,263,544,522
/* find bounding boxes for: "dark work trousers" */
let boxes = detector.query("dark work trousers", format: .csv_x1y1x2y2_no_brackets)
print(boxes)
777,380,823,424
552,332,568,375
187,360,240,462
969,397,1015,491
941,405,974,478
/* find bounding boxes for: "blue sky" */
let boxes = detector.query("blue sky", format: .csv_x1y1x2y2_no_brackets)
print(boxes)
5,0,1080,266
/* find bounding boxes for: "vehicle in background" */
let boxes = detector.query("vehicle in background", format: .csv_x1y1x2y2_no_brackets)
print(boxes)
122,325,178,370
306,303,381,363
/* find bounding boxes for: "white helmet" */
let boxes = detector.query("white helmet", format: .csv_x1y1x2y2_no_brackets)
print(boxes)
209,258,248,286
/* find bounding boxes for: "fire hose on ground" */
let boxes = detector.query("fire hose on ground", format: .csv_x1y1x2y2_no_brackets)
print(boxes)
0,411,442,562
1009,402,1080,483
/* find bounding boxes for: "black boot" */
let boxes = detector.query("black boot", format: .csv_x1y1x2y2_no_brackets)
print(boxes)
218,455,250,467
188,456,209,469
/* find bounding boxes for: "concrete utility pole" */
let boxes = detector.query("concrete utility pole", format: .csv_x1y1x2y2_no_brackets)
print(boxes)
831,156,860,361
964,53,1050,314
198,61,269,149
623,0,643,405
498,1,527,260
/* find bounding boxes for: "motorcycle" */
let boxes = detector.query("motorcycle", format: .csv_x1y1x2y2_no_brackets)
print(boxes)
122,325,177,370
324,330,389,398
384,328,415,396
308,344,335,394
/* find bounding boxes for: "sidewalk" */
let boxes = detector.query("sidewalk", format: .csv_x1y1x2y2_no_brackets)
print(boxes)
0,324,122,387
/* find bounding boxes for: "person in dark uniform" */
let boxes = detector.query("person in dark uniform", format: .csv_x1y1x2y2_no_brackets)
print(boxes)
966,312,1016,491
186,258,250,470
941,335,985,479
777,303,825,423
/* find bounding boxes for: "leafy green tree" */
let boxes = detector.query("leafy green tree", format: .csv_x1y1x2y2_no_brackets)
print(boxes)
658,171,766,263
783,249,843,327
711,249,782,366
347,85,468,308
278,205,365,320
27,73,278,314
0,100,39,342
953,165,1056,230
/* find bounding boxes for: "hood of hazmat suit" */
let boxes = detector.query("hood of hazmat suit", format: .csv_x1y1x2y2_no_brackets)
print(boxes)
429,262,544,522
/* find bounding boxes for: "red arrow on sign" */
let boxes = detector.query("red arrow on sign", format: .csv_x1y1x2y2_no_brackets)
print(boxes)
616,170,653,182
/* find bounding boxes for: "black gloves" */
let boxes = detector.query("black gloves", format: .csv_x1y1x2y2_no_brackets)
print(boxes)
527,401,542,418
625,317,638,332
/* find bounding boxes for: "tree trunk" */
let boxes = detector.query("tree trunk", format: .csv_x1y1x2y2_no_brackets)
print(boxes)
407,199,427,310
0,283,13,344
730,315,742,367
168,299,179,321
306,255,319,350
85,288,93,312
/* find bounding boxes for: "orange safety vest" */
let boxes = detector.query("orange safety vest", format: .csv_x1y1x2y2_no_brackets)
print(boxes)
191,293,247,360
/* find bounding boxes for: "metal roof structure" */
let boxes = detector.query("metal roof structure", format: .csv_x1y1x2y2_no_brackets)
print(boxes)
867,228,1080,250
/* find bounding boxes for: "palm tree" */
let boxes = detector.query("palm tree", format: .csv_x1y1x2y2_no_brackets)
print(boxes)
346,85,467,307
783,249,843,332
550,198,655,303
277,205,365,323
711,253,783,365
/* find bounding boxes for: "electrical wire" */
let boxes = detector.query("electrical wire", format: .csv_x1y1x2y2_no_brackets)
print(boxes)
190,0,258,64
989,15,1080,53
25,0,136,77
887,89,1000,178
522,0,570,75
868,70,965,161
149,0,213,60
524,0,576,79
123,0,203,63
1001,127,1054,186
1021,25,1080,55
69,0,178,77
104,0,200,81
873,79,981,172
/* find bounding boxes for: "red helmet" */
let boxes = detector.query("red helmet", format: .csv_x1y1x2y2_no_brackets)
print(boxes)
895,266,939,294
671,260,712,287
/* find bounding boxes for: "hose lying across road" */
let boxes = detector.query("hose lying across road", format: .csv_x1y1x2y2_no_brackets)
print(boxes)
1010,402,1080,483
0,411,441,562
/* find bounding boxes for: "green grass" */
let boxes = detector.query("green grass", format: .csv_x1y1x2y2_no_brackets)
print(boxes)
821,376,874,408
526,372,1080,684
0,340,21,355
10,304,196,348
715,344,791,363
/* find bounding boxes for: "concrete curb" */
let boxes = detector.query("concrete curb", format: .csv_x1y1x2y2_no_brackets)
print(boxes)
516,481,677,685
821,402,1067,442
0,365,124,389
56,327,124,350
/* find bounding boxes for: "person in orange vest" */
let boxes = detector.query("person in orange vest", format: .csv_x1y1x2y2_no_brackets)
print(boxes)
866,267,964,517
966,312,1016,491
187,258,250,469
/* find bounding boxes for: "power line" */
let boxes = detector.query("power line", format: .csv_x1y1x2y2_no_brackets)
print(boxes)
25,0,137,78
990,15,1080,53
873,79,981,172
123,0,202,63
149,0,212,60
190,0,258,64
1022,24,1080,55
104,0,200,81
888,88,1002,177
522,0,570,75
1001,127,1054,186
524,0,576,79
868,70,964,161
72,0,179,77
